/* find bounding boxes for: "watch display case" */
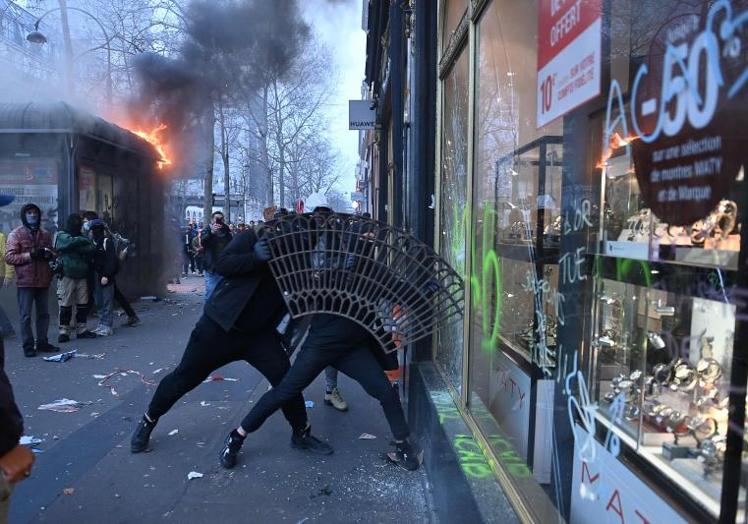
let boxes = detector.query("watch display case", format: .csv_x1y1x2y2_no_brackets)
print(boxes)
494,136,562,369
600,132,742,271
594,133,748,519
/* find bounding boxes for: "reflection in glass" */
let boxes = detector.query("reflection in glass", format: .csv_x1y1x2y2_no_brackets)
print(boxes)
436,47,469,395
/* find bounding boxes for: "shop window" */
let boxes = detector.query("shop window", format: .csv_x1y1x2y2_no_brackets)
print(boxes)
436,45,469,396
467,0,563,519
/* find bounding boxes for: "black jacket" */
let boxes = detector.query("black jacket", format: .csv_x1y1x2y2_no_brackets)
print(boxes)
0,339,23,457
204,230,283,332
93,236,118,281
200,224,232,272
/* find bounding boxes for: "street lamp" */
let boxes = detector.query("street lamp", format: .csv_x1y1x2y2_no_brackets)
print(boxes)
27,6,113,104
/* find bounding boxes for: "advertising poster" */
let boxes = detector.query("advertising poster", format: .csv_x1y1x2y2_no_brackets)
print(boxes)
0,160,59,234
537,0,602,127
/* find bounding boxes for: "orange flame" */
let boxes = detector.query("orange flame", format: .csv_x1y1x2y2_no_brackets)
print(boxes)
597,132,639,169
131,123,172,170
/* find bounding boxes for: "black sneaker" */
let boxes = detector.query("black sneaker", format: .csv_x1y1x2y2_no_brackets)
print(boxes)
77,330,97,339
23,347,37,358
126,316,140,327
389,440,421,471
291,427,333,455
58,333,70,343
219,430,245,469
36,342,59,353
131,415,157,453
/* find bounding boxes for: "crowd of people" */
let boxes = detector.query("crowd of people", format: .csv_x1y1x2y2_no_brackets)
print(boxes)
0,203,140,358
1,197,419,521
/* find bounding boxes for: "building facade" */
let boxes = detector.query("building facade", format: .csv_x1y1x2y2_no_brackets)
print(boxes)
362,0,748,522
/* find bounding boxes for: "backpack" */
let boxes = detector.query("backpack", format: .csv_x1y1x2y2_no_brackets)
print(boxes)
110,232,131,262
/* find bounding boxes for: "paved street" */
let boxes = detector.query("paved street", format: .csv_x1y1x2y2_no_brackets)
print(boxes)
4,276,435,523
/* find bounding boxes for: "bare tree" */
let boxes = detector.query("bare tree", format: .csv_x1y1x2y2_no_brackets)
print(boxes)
263,40,335,208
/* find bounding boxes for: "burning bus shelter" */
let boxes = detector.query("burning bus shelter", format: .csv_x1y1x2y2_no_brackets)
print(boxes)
0,102,168,299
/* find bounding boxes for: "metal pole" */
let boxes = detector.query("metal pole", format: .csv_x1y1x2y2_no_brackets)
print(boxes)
57,0,75,98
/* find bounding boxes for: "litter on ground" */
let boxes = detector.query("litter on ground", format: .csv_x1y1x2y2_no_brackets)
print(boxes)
42,350,105,362
94,369,156,397
168,429,179,436
359,433,377,440
37,399,92,413
43,350,77,362
187,471,204,480
203,374,238,383
305,400,314,408
20,436,43,446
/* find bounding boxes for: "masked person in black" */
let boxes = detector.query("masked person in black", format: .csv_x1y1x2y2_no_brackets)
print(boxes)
130,227,331,457
218,204,421,471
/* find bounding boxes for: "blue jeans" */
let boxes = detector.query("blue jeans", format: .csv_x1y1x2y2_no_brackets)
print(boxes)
204,271,222,302
325,366,338,392
17,287,50,350
94,276,114,328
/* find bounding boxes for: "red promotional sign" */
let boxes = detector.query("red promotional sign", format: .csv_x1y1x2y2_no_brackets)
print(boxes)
537,0,602,127
538,0,602,69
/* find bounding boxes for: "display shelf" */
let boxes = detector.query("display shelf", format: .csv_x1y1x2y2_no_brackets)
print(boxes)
495,242,559,263
655,244,739,272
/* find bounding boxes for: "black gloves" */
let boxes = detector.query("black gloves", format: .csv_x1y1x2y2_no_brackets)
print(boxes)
253,239,272,263
29,248,46,261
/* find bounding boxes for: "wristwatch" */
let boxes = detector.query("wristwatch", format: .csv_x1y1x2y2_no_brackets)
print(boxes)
647,331,666,350
690,417,719,443
697,358,722,384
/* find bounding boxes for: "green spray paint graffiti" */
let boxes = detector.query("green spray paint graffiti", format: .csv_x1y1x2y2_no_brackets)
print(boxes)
459,202,503,352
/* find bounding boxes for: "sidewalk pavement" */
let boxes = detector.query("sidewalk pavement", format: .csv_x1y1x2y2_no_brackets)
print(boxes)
5,275,435,523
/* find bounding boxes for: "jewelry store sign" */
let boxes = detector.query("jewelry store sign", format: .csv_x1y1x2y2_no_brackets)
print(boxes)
537,0,602,127
570,424,688,524
627,2,748,225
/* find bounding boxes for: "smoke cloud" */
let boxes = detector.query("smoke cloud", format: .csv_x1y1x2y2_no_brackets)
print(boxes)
130,0,311,176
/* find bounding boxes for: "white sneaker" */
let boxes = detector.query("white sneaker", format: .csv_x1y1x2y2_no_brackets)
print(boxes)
96,326,114,337
324,388,348,411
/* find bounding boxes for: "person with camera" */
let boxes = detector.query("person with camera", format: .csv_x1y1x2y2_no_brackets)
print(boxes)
4,203,57,357
200,211,232,301
54,214,97,343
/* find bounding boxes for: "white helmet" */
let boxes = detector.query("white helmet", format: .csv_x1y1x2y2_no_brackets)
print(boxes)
305,192,330,212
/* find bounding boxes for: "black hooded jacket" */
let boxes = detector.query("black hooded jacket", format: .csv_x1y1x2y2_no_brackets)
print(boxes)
204,229,286,332
0,340,23,457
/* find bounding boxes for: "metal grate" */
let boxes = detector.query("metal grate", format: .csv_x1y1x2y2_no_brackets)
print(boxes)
258,211,465,353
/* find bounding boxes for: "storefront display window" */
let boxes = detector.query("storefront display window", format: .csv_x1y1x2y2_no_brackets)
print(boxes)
436,45,469,396
465,0,562,518
434,0,748,521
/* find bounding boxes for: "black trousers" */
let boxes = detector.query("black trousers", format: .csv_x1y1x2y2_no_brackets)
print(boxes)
114,285,136,318
147,315,307,432
239,315,409,440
